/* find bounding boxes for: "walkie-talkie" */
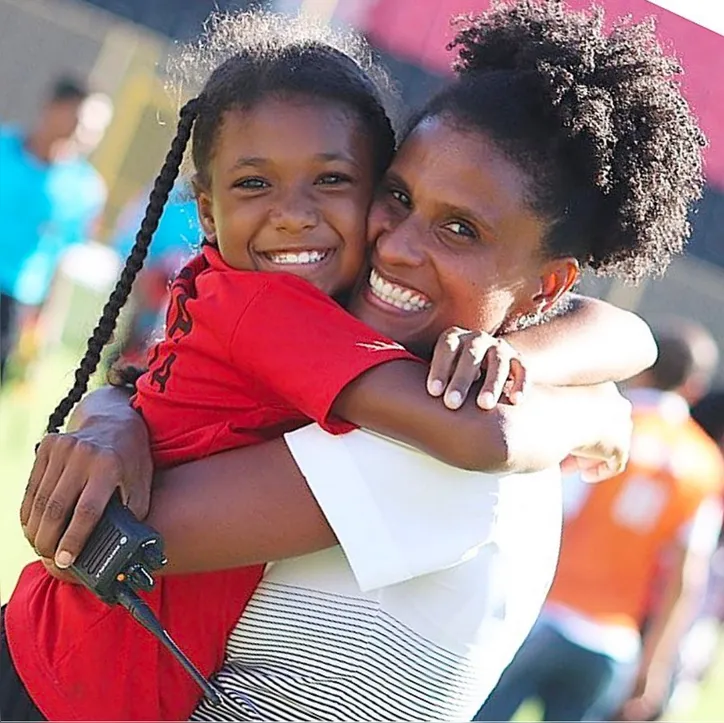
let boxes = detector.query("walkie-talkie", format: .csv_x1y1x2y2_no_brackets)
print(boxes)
70,490,222,706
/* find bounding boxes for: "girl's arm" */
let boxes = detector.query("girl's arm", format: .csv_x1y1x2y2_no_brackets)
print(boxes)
503,294,657,386
328,296,651,469
332,361,631,472
425,296,655,412
228,281,648,475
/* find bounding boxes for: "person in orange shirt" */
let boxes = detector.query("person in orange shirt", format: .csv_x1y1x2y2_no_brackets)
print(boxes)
660,389,724,716
475,320,724,722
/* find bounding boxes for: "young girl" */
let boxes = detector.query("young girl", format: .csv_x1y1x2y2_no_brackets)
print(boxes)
9,7,673,722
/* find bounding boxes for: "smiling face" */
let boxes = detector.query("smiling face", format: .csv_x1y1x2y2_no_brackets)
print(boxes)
195,95,376,297
349,115,578,357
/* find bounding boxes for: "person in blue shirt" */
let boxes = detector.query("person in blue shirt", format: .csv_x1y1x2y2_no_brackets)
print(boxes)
109,183,199,367
0,78,110,384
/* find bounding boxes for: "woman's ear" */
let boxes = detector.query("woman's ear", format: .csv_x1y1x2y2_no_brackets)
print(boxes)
533,258,580,313
192,174,217,243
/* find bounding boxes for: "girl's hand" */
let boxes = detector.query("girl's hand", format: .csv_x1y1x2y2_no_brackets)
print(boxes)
561,454,622,483
569,382,633,481
427,326,527,411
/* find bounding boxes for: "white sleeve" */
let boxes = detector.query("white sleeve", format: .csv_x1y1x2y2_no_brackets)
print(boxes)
284,425,558,592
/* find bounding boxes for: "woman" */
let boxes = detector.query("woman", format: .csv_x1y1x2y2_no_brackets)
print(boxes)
10,0,705,720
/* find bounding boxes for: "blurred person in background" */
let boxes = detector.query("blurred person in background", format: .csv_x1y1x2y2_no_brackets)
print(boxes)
0,76,111,385
475,320,724,722
108,182,198,369
663,389,724,715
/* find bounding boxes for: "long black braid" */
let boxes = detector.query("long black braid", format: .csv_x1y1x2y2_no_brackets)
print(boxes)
44,97,200,434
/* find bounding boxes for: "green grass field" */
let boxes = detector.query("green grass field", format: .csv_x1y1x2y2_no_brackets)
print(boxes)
2,348,724,721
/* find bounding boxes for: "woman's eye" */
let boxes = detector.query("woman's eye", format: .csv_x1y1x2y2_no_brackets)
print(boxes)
444,220,477,239
389,188,412,209
317,173,352,186
235,177,269,190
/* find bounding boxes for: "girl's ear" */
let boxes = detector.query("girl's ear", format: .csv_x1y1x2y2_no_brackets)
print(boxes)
192,173,216,243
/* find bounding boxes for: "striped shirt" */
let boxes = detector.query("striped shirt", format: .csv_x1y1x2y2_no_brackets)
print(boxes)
192,427,563,721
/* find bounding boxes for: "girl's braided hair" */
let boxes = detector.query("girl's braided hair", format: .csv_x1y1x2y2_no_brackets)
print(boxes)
45,10,397,434
410,0,707,284
45,99,198,433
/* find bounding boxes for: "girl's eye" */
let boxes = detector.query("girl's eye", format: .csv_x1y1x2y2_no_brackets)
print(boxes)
235,177,269,190
443,220,477,239
316,173,352,186
389,188,412,209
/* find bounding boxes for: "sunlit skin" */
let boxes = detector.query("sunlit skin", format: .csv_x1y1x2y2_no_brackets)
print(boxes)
194,95,375,298
349,116,579,358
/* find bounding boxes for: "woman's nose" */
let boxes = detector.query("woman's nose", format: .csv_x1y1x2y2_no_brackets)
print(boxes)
374,216,427,268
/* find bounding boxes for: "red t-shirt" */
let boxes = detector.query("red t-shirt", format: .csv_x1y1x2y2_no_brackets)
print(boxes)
6,244,419,721
131,244,409,465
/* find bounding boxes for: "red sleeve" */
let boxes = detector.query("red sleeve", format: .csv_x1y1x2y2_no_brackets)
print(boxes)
227,273,422,434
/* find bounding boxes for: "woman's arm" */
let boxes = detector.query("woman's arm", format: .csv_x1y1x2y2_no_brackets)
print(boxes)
145,381,630,575
25,377,631,571
147,438,336,573
503,294,657,385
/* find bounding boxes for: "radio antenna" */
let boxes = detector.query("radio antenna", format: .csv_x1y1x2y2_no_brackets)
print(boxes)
116,587,223,705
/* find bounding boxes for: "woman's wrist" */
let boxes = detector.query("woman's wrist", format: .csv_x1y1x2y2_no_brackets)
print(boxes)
67,384,135,431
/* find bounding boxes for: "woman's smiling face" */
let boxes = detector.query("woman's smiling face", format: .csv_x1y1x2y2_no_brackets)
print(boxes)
348,115,578,358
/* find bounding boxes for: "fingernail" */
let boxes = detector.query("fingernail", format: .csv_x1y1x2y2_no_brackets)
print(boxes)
478,393,495,409
510,391,523,404
446,391,463,409
55,551,73,569
428,379,444,396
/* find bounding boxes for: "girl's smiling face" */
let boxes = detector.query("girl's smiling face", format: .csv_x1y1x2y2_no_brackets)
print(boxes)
195,95,376,298
349,115,578,357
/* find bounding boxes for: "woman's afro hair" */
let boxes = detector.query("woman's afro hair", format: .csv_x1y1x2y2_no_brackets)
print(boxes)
437,0,707,283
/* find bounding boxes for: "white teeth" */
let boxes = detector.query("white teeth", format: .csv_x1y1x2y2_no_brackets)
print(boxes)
267,250,329,265
368,268,431,311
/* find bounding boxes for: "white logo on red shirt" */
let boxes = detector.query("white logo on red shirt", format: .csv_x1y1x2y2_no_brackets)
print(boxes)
356,341,407,352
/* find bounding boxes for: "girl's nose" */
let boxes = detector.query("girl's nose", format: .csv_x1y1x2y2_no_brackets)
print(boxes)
271,191,319,235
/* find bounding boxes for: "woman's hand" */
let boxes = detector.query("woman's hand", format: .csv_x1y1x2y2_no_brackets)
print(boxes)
20,386,153,570
427,327,527,411
40,556,82,584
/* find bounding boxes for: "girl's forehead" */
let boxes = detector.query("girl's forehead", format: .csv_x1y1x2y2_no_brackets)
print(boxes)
220,96,359,132
213,100,371,164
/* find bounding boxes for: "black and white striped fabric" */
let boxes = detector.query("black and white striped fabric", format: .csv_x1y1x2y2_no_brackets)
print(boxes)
194,580,493,721
192,428,564,722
